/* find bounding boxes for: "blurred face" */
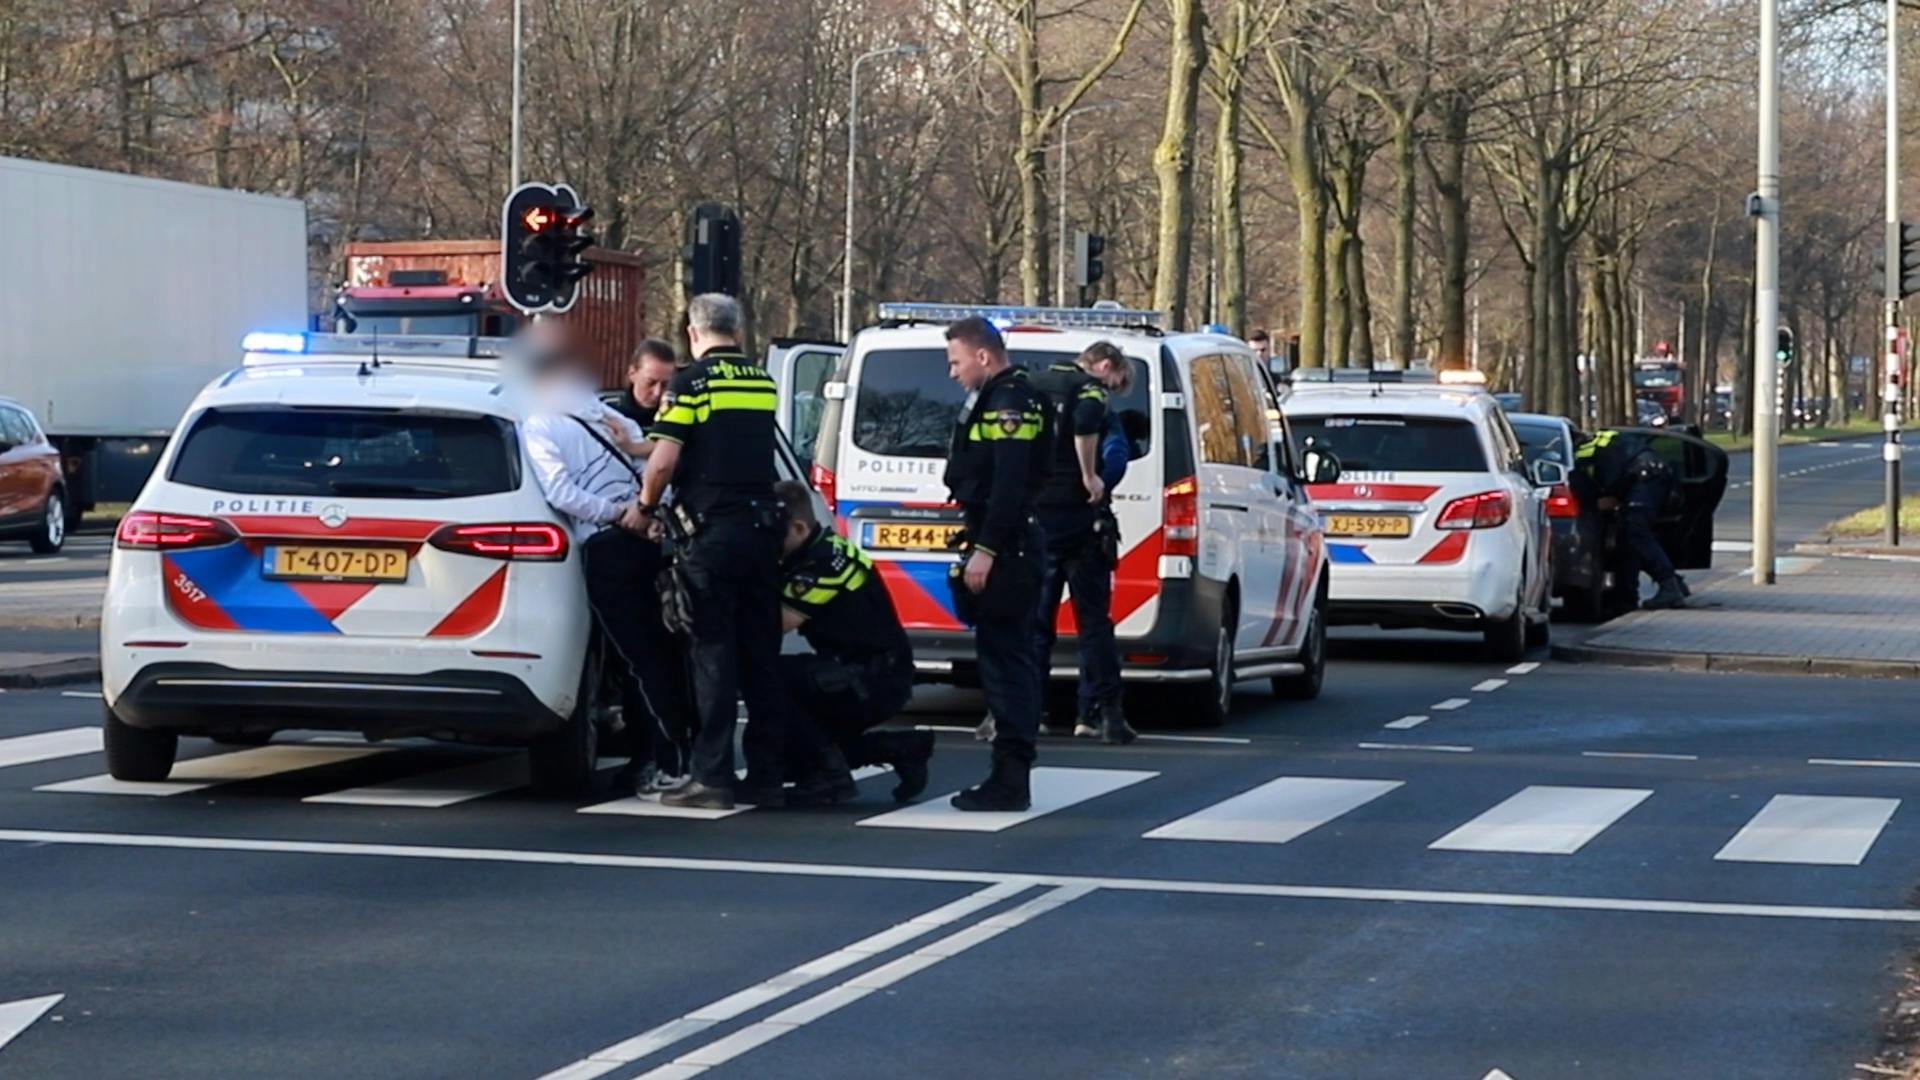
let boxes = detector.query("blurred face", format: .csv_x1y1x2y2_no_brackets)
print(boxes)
947,339,996,391
1251,339,1272,361
629,356,676,409
1088,355,1128,392
782,517,812,557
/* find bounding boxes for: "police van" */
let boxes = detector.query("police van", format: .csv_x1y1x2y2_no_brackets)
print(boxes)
806,303,1335,725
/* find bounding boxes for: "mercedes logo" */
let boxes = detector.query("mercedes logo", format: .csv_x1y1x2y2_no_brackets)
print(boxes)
1353,484,1372,497
318,504,350,529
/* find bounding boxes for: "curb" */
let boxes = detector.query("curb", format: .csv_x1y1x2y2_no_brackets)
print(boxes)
1791,542,1920,562
1551,642,1920,679
0,614,101,631
0,658,102,690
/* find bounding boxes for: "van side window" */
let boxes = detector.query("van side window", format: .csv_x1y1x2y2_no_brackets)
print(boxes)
1189,354,1269,470
785,348,838,468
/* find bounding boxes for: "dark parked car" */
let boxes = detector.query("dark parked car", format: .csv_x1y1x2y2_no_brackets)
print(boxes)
0,398,67,553
1509,412,1607,620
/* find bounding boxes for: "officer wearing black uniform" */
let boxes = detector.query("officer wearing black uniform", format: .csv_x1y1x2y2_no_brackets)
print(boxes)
942,316,1049,812
771,481,935,804
1028,341,1134,745
1576,429,1689,609
609,337,681,428
636,294,845,810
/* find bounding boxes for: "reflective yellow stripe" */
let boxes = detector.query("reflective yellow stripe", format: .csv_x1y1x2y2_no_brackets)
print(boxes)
972,420,1043,441
709,392,776,412
707,378,776,391
792,585,840,605
658,404,701,425
1078,384,1107,400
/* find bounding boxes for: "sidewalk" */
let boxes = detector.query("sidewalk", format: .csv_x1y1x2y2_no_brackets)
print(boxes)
1554,556,1920,677
0,580,103,688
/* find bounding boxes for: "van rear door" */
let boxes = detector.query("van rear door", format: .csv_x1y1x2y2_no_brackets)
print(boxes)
767,341,845,470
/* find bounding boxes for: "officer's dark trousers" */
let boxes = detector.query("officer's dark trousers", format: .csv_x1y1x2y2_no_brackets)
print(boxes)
680,513,790,789
1030,512,1121,719
1623,472,1676,585
581,528,691,775
777,654,914,767
978,522,1046,767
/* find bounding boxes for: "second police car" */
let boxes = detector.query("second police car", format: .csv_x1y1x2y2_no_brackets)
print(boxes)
1281,370,1558,661
803,304,1336,726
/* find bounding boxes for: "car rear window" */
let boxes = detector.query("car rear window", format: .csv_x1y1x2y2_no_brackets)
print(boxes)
852,347,1152,459
1289,414,1487,473
1510,420,1572,467
169,407,520,499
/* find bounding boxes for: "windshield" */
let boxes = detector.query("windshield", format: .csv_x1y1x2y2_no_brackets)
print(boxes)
1634,365,1682,389
852,348,1153,459
170,408,520,498
1289,414,1488,473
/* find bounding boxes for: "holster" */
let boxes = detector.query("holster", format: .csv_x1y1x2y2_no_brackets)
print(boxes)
1089,510,1121,569
946,529,1041,625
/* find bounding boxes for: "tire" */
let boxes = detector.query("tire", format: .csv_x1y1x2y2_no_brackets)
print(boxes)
103,704,177,782
1272,583,1327,701
1482,591,1528,663
29,490,65,554
1182,597,1237,728
1525,610,1551,650
1560,579,1606,623
530,659,601,797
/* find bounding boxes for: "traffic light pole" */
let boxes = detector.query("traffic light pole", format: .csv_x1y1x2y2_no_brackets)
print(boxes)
1753,0,1780,585
1887,0,1904,547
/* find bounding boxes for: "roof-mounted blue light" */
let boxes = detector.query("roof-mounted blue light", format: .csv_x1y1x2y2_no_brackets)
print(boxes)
876,302,1167,330
242,331,307,354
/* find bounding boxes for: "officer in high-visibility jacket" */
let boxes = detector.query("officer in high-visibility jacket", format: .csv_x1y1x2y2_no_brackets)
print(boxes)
942,316,1049,812
1576,429,1689,609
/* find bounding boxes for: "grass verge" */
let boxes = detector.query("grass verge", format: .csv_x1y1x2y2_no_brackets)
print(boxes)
1825,503,1920,539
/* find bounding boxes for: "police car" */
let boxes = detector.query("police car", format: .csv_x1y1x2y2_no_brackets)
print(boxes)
103,332,664,794
807,303,1334,725
1281,370,1557,660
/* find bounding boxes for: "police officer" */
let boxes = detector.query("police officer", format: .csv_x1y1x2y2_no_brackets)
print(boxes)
1576,429,1689,610
1028,341,1135,745
634,294,844,810
942,316,1049,812
609,337,681,429
771,480,935,804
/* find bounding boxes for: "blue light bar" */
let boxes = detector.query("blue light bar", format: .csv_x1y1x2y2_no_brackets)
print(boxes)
876,302,1167,330
242,331,307,354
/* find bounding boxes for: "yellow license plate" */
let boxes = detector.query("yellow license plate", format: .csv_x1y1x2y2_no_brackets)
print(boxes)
265,545,409,582
867,522,963,552
1323,513,1412,538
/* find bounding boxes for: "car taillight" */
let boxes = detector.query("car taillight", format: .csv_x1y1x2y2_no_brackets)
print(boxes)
115,511,237,550
1163,476,1198,556
428,522,568,561
1435,490,1512,530
810,462,838,515
1545,483,1578,519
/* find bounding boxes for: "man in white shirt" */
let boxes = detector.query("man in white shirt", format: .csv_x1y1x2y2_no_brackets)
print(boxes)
520,327,692,793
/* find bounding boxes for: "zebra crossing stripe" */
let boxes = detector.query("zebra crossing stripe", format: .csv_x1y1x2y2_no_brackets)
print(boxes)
35,744,387,797
1143,776,1403,845
0,727,101,770
305,754,530,808
1715,795,1900,866
856,767,1157,833
1430,785,1653,855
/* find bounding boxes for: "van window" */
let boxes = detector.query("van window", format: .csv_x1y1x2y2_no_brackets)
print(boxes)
170,407,520,498
1289,415,1488,473
852,347,1152,459
1188,354,1268,469
785,348,839,467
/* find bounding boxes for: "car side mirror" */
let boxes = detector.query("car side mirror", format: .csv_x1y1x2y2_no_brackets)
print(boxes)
0,439,14,454
1531,459,1569,487
1300,446,1341,485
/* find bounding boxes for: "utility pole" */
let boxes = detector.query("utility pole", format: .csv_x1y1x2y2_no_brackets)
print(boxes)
510,0,523,189
1753,0,1780,584
841,44,921,343
1056,103,1122,307
1887,0,1905,546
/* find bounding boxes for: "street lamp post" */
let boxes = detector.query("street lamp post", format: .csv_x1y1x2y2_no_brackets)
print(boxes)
1887,0,1904,546
1056,102,1123,307
510,0,523,188
841,44,922,343
1753,0,1780,584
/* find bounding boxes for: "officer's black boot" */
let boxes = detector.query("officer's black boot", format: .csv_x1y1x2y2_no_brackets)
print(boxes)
1098,698,1137,746
1644,577,1687,610
788,746,859,806
1676,574,1692,598
951,755,1031,812
867,730,936,803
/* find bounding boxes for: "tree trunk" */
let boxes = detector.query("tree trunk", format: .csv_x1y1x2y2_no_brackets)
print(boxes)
1328,219,1352,368
1734,282,1755,439
1389,116,1418,366
1286,106,1327,368
1213,53,1247,335
1014,2,1047,306
1152,0,1206,328
1349,223,1378,369
1429,96,1471,370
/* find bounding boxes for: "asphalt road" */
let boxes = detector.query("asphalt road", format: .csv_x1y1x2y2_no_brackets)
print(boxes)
4,641,1917,1078
1716,434,1901,549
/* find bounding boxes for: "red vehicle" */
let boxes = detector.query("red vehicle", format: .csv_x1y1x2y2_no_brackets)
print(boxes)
1633,359,1686,420
0,397,67,552
335,240,647,388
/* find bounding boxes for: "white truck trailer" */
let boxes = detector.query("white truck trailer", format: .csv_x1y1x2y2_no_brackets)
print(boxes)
0,155,307,520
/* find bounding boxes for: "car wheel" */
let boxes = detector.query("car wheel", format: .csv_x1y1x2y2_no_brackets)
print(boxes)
103,703,177,782
530,659,601,796
30,491,65,554
1182,598,1236,727
1482,589,1528,663
1272,584,1326,702
1525,610,1551,650
1561,579,1607,623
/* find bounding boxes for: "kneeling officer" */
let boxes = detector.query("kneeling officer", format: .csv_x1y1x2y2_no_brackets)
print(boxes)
772,481,934,803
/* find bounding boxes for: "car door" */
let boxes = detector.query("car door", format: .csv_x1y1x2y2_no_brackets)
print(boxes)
1250,361,1316,650
1488,408,1550,610
767,342,845,470
1186,352,1282,651
0,406,31,522
1618,427,1727,570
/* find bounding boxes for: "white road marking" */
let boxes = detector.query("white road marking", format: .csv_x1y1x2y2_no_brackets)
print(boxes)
913,725,977,735
575,766,891,820
1505,662,1540,675
536,883,1031,1080
1143,777,1403,845
631,886,1095,1079
35,745,386,796
1712,540,1755,553
304,754,529,808
1484,1071,1515,1080
1715,795,1900,866
0,727,101,769
1430,698,1470,711
57,690,101,699
0,993,62,1055
856,766,1156,833
1808,758,1920,770
1430,785,1653,855
1136,733,1253,745
1581,751,1699,762
1357,742,1473,753
6,827,1920,923
1471,679,1508,692
1383,715,1429,730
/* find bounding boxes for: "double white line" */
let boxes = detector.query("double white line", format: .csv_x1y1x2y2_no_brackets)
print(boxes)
539,881,1092,1080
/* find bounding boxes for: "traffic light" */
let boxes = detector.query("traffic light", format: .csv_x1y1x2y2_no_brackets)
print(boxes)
1073,230,1106,289
1876,221,1920,299
1775,326,1794,368
501,181,595,313
684,203,742,297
